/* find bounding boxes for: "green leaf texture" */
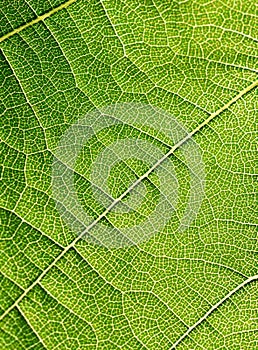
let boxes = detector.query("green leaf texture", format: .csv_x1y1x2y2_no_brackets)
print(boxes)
0,0,257,349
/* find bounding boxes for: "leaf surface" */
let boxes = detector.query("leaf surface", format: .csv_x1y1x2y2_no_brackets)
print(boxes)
0,0,257,349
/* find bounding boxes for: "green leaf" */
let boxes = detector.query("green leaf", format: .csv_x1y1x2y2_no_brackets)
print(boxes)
0,0,257,349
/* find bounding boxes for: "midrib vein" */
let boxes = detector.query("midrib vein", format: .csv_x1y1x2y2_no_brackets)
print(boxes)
0,0,77,43
0,79,257,322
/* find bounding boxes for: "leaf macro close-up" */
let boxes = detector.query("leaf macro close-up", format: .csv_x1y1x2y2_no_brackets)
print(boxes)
0,0,257,349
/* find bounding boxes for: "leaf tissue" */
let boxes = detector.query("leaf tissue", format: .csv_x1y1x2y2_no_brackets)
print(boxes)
0,0,257,349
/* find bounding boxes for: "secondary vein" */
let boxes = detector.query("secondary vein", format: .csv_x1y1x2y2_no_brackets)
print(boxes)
170,274,258,349
0,0,77,43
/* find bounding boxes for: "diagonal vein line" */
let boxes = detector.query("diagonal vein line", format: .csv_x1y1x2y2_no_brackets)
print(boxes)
171,274,258,349
0,0,77,43
0,79,257,321
16,304,48,350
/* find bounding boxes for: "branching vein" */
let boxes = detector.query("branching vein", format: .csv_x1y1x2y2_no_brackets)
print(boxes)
0,79,257,322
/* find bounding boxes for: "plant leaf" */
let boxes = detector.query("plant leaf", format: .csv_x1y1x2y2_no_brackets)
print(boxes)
0,0,257,349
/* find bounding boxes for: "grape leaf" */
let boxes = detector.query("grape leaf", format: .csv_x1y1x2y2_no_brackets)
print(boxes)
0,0,257,349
